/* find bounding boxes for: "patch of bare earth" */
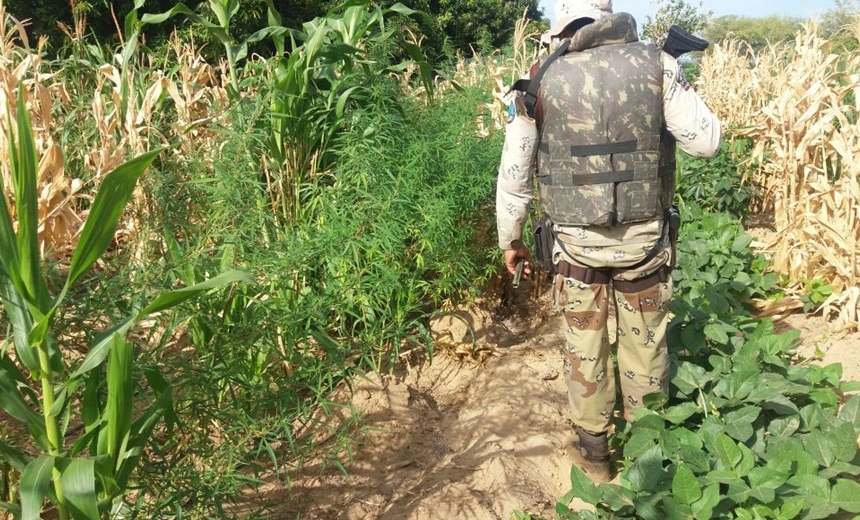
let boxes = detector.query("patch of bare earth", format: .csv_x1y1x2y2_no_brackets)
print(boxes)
254,282,591,519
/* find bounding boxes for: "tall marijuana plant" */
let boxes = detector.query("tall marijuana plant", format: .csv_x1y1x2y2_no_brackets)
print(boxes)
0,89,251,519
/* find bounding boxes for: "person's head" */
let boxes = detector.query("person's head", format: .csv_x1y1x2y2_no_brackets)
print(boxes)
545,0,613,41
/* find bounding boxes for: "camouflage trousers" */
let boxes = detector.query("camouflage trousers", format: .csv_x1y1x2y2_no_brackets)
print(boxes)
555,274,672,435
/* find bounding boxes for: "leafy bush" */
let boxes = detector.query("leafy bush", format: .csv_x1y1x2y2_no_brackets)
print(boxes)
556,320,860,520
669,205,778,354
518,208,860,520
676,139,758,216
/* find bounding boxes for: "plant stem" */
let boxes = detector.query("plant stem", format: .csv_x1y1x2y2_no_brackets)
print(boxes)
37,346,68,520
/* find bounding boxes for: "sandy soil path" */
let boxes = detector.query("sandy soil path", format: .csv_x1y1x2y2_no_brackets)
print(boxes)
262,281,860,520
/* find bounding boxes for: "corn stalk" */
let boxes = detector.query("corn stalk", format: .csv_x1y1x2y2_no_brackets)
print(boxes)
698,20,860,331
0,87,251,519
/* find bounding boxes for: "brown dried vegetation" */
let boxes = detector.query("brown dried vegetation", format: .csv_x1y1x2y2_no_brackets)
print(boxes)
698,20,860,332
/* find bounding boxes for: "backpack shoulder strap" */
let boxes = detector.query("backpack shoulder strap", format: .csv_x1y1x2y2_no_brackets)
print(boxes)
522,39,571,118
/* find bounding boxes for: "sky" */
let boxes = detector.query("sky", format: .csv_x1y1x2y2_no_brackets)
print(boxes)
539,0,838,28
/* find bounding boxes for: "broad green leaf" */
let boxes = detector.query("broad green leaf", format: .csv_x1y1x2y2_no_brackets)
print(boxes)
672,464,701,505
568,463,600,505
59,458,99,519
66,148,163,289
841,395,860,433
761,394,798,415
748,466,786,504
20,455,53,520
800,404,827,430
768,415,800,438
624,445,665,493
703,322,729,344
713,433,742,470
840,380,860,393
691,483,720,520
664,403,700,424
679,444,710,473
804,432,837,468
623,430,658,459
788,473,830,498
736,442,757,475
597,483,634,511
672,362,708,396
105,336,133,469
138,269,253,316
632,492,666,520
724,406,760,442
832,479,860,513
810,388,839,408
727,479,752,504
833,421,858,463
661,495,694,519
779,497,805,519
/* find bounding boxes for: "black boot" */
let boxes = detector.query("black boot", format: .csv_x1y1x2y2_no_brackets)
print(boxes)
568,425,611,483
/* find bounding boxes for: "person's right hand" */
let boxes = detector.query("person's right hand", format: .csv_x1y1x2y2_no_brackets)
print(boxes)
504,248,532,278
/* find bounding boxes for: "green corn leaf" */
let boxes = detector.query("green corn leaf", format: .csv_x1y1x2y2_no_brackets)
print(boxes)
0,275,39,372
264,0,284,55
138,269,253,316
66,148,163,290
115,378,172,490
0,438,30,472
105,336,133,469
58,458,99,520
141,4,219,30
69,316,136,380
20,455,54,520
0,501,21,518
0,365,48,449
10,88,49,311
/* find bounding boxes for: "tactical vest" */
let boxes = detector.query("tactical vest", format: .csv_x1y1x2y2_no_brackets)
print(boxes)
537,14,676,227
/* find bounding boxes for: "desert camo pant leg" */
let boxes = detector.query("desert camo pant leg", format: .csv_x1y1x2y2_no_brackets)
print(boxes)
614,278,673,421
556,276,616,435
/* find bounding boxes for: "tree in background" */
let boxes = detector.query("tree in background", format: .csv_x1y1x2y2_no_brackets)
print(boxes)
821,0,860,51
6,0,544,63
704,15,803,50
641,0,712,47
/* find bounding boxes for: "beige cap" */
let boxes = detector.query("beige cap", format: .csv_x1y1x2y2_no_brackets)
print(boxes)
547,0,613,38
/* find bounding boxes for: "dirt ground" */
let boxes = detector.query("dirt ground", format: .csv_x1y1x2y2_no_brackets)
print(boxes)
262,277,860,520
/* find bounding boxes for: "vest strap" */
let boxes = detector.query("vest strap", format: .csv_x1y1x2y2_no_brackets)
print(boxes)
539,140,638,157
539,163,676,186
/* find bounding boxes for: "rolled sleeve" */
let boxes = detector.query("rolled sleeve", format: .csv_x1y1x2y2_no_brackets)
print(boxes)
662,53,721,159
496,106,539,250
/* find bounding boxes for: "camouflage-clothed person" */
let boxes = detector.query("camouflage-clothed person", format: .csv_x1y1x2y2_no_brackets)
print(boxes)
495,0,721,471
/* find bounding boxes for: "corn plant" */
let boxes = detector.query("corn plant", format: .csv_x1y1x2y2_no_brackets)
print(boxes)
268,1,434,225
0,89,251,519
141,0,288,96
